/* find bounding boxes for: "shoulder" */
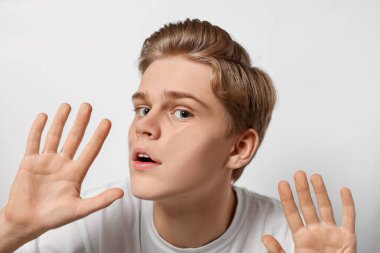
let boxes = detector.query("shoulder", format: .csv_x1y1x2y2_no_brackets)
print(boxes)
235,185,283,214
233,185,289,232
79,178,142,251
70,178,140,240
233,185,294,251
81,177,141,223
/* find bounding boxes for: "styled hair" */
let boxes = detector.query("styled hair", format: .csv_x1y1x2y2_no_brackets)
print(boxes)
138,18,277,183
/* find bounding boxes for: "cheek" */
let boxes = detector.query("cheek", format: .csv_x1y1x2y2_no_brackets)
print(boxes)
128,122,136,147
163,126,228,176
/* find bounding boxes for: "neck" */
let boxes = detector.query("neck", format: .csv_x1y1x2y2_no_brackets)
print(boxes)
152,181,237,248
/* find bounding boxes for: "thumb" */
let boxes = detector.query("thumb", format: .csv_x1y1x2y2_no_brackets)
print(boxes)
76,188,124,218
262,235,286,253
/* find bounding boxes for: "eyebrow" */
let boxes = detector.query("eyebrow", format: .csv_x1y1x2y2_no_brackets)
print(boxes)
131,89,209,109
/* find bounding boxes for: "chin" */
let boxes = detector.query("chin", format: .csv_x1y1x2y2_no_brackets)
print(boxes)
130,173,191,202
130,174,165,200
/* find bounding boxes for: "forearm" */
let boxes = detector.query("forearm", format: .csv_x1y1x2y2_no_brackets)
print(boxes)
0,209,37,253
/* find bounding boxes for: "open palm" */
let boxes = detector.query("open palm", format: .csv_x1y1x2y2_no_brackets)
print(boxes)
3,103,124,237
262,171,356,253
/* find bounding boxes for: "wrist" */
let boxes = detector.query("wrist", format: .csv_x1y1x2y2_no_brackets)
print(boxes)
0,208,39,253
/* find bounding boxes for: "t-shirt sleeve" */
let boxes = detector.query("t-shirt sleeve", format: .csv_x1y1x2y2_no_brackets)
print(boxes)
77,178,140,252
243,190,295,252
14,220,86,253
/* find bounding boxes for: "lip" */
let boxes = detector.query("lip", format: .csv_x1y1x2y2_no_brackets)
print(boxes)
131,147,162,171
132,161,160,171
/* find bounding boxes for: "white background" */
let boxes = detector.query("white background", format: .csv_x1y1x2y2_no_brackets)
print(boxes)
0,0,379,252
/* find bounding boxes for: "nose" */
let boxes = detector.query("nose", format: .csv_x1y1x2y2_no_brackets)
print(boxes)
134,109,161,139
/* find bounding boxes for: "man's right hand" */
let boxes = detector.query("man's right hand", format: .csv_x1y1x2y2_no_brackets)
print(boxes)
0,103,124,252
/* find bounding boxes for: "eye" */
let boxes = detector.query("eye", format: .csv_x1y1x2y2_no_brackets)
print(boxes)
135,107,150,117
174,109,193,119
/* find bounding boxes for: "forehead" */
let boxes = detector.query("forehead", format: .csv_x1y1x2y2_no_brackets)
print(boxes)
137,56,214,101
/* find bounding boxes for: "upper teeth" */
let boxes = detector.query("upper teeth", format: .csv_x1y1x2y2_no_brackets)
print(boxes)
138,153,150,158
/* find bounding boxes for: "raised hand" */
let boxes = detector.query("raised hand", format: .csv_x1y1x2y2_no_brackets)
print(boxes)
1,103,124,245
262,170,356,253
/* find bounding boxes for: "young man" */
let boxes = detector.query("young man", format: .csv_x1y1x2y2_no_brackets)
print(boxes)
0,19,356,252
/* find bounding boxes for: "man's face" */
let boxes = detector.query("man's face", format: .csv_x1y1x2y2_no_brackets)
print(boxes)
128,56,238,201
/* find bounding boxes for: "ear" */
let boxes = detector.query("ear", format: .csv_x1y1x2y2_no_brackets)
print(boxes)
226,129,260,170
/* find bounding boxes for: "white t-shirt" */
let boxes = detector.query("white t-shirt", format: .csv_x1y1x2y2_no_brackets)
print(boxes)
16,178,294,253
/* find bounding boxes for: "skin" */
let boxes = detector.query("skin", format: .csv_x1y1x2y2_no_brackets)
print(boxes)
262,171,357,253
0,55,356,252
0,103,124,253
128,55,259,247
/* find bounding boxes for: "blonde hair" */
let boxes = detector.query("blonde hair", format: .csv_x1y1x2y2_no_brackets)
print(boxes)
138,18,277,183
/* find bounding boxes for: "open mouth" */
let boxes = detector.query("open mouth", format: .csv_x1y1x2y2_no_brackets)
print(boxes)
135,153,159,163
137,154,155,163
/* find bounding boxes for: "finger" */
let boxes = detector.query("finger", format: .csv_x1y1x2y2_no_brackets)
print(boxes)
278,180,304,233
341,187,356,233
294,170,319,225
75,119,112,181
262,235,286,253
25,113,48,156
61,103,92,159
76,188,124,218
310,174,336,224
42,103,71,153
